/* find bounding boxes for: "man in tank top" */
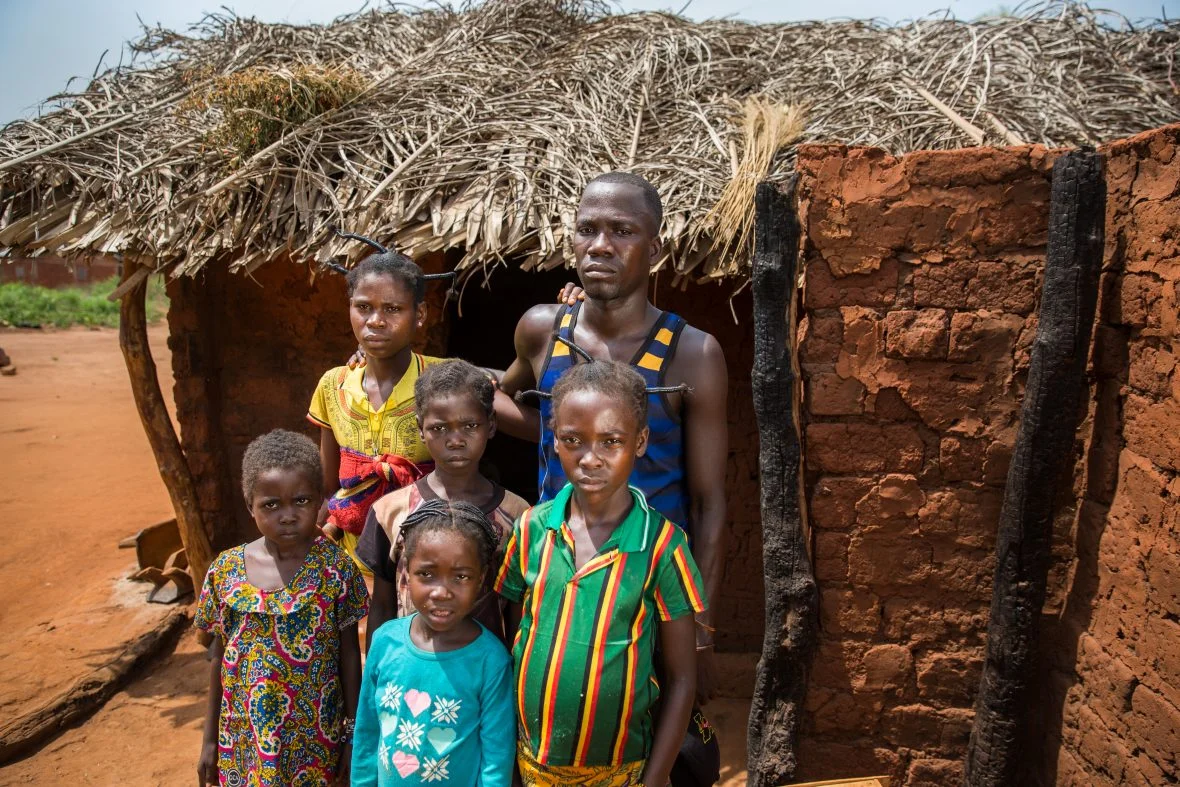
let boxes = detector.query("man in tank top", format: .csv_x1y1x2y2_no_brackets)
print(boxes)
496,172,729,711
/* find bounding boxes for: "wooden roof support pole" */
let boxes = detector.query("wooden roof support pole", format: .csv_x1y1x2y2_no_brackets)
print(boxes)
964,149,1105,786
747,177,818,787
118,259,215,587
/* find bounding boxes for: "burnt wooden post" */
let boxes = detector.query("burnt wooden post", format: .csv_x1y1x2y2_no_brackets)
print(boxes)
118,258,215,587
964,149,1105,786
747,177,818,787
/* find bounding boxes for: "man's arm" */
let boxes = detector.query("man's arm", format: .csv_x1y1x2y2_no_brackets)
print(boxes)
494,303,560,440
677,329,728,705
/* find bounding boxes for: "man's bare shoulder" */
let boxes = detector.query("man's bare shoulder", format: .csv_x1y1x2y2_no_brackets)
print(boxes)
669,322,727,384
516,302,562,337
513,302,563,357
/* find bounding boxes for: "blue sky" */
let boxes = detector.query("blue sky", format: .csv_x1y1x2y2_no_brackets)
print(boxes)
1,0,1175,125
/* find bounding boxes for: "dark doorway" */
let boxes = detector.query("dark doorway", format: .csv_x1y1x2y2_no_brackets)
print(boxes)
446,261,575,503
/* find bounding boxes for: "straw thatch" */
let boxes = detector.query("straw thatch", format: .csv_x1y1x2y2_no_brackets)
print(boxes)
0,0,1176,282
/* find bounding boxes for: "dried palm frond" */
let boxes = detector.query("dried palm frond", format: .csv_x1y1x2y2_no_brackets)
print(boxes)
698,99,806,278
0,0,1176,283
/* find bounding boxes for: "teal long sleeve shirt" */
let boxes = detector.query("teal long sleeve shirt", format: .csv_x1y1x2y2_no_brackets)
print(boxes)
352,615,515,786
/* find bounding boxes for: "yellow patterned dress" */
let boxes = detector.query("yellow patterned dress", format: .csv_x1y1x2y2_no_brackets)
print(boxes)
195,538,369,786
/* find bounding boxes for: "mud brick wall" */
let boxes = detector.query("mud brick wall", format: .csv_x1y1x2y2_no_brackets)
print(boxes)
655,283,763,653
794,143,1058,785
1045,125,1180,785
168,254,450,546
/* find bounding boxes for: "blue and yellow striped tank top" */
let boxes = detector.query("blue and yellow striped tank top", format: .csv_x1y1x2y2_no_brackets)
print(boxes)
537,302,691,532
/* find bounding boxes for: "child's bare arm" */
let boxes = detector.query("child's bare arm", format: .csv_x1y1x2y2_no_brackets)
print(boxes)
493,389,541,441
318,429,341,530
319,429,341,497
337,622,362,783
642,616,697,787
198,636,224,786
360,496,409,652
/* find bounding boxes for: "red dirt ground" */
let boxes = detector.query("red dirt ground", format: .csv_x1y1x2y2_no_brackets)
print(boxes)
0,323,751,785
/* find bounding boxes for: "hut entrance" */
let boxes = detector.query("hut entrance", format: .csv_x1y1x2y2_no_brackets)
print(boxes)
445,263,574,501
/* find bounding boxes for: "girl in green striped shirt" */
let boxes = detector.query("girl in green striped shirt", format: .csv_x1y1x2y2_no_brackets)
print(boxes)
497,361,706,786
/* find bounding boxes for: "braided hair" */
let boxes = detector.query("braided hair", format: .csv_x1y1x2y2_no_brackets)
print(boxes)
346,252,425,305
549,359,648,431
401,498,499,571
414,359,495,423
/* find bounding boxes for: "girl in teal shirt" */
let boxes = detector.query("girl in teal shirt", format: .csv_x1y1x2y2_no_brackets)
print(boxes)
352,499,515,786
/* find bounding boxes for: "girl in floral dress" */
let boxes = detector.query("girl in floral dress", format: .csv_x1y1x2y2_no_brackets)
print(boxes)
196,429,370,786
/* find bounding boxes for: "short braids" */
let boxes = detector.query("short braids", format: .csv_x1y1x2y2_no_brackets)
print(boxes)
549,359,647,430
401,498,499,571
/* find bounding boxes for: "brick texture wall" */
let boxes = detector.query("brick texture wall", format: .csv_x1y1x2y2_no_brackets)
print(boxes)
794,126,1180,785
168,254,449,547
1045,125,1180,786
795,143,1056,784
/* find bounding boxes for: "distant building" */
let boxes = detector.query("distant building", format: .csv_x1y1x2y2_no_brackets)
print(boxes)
0,255,120,288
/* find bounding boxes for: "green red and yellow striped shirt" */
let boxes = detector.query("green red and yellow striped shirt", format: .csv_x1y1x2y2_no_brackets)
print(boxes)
494,484,707,768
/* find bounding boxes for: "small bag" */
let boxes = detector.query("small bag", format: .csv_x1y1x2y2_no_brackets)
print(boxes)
670,707,721,787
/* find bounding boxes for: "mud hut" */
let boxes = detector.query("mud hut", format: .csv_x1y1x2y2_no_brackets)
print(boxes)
1,1,1178,784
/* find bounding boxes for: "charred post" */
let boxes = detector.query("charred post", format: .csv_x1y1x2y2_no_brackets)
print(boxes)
747,177,818,787
964,149,1106,786
118,258,215,587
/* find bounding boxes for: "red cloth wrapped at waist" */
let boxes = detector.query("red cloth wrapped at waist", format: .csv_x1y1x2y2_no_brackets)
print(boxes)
327,448,433,536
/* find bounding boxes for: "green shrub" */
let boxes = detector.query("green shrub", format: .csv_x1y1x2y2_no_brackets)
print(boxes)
0,276,168,328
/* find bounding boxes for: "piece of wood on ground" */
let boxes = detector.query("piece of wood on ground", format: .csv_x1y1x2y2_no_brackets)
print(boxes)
119,518,182,570
0,608,189,764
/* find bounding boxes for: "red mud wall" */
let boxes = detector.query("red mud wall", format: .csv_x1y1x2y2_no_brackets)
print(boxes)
795,143,1055,784
1045,125,1180,786
794,126,1180,786
168,254,450,546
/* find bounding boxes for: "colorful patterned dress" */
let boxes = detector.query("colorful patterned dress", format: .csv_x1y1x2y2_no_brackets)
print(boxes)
195,538,370,786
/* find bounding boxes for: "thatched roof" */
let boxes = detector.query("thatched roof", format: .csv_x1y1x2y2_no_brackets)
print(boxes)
0,0,1176,283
